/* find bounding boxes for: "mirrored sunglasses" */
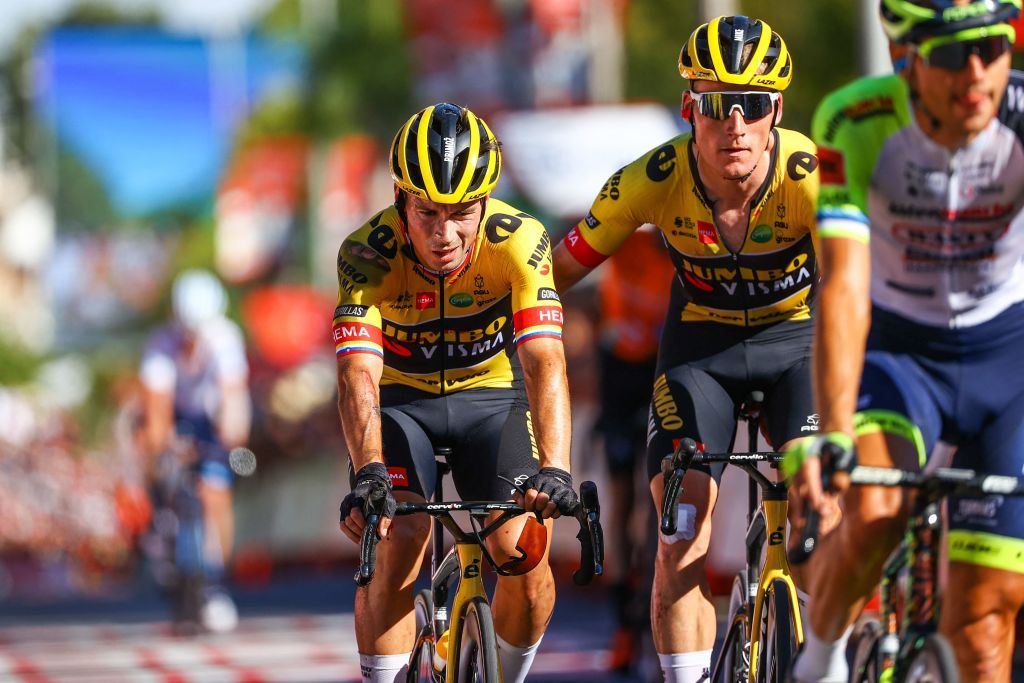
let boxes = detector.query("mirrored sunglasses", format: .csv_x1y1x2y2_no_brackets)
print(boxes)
689,91,781,121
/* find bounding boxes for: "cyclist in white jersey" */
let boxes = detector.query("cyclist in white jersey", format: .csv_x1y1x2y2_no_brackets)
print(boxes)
785,1,1024,681
139,269,251,632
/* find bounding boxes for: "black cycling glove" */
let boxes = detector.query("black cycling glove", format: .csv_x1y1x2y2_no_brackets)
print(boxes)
339,462,397,526
523,467,578,517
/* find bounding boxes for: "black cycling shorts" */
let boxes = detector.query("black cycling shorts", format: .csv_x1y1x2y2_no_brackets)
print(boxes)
349,385,540,501
645,318,817,482
597,350,657,475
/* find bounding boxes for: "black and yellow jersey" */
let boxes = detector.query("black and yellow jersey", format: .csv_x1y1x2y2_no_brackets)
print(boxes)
332,198,563,394
562,127,820,326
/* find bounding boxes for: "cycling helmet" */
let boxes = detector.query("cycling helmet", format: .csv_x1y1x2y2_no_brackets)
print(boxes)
679,16,793,91
389,102,502,204
880,0,1021,43
172,269,227,333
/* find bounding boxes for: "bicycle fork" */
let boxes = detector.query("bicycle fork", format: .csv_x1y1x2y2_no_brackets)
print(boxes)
748,496,804,682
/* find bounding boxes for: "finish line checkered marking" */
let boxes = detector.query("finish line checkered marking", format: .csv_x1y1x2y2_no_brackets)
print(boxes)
0,614,611,682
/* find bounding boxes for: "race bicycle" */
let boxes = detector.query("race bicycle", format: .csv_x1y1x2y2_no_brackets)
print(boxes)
358,448,604,683
794,456,1024,683
661,393,803,683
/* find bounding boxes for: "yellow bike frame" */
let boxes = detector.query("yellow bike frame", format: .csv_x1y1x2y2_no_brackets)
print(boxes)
746,497,804,682
442,542,500,682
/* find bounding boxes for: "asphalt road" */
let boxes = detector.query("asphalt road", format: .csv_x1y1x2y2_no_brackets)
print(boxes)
0,567,652,683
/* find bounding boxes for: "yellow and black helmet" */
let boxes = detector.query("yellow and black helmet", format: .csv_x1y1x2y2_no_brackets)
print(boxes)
679,16,793,91
389,102,502,204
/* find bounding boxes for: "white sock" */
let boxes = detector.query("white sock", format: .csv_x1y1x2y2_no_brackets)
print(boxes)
358,652,410,683
658,649,712,683
791,622,852,683
496,633,543,683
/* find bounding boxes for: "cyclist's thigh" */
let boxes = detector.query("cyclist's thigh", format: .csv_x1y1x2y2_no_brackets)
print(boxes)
366,406,438,499
762,352,816,448
645,362,736,484
947,397,1024,575
854,350,945,469
446,389,539,503
598,351,657,476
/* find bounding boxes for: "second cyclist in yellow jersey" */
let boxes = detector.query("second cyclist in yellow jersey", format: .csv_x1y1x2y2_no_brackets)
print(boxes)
561,110,819,327
552,16,820,683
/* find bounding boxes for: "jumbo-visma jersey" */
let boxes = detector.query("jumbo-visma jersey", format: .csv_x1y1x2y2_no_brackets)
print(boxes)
563,128,820,326
333,198,563,394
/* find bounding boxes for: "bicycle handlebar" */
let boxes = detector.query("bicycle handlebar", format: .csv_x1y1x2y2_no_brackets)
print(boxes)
660,437,783,536
787,453,1024,566
355,482,605,586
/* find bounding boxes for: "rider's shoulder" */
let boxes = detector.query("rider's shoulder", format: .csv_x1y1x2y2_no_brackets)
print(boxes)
338,206,404,288
478,197,547,249
997,69,1024,141
812,73,909,148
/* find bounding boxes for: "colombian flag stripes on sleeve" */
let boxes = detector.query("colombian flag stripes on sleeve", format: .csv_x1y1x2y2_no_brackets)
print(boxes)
513,305,564,346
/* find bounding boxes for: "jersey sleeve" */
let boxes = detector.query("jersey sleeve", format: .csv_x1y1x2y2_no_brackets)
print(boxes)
332,221,392,359
562,139,682,268
785,130,822,258
812,75,908,244
503,218,564,346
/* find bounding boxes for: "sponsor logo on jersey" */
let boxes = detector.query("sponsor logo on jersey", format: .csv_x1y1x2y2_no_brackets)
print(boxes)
387,467,409,487
366,214,399,259
751,224,773,243
787,151,819,181
646,144,677,182
335,304,368,318
485,212,525,244
333,321,381,344
526,232,552,270
599,169,623,201
584,212,601,229
952,497,1001,522
416,292,436,309
449,293,473,307
800,413,820,432
698,221,717,245
537,287,560,302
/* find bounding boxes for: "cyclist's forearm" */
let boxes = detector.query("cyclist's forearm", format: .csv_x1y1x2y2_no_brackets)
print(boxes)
814,242,871,435
217,381,251,448
521,340,572,472
336,359,384,470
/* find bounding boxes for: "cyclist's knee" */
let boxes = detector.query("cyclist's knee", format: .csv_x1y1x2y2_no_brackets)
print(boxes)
841,485,908,550
947,610,1014,680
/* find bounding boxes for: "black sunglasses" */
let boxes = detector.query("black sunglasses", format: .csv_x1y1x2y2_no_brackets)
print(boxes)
920,35,1011,71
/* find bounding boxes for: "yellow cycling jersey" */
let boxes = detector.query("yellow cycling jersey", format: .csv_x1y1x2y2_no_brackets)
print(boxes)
332,198,563,394
562,127,820,326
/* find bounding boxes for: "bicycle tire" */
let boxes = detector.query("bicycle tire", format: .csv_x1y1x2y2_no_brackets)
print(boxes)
758,578,798,683
713,614,750,683
850,619,884,683
408,589,436,682
899,633,959,683
455,597,500,683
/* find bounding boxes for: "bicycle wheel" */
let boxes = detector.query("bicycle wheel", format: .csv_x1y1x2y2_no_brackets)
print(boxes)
713,615,750,683
757,578,798,683
849,619,884,683
455,597,500,683
900,633,958,683
408,589,436,682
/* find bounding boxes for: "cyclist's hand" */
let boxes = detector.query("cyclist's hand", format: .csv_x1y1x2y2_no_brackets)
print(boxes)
518,467,578,519
782,432,855,516
339,462,397,544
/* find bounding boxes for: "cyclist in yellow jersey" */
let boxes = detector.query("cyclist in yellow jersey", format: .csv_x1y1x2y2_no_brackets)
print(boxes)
552,16,820,682
335,103,576,683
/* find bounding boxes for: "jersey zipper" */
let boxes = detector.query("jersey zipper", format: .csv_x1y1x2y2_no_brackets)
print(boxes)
438,272,447,396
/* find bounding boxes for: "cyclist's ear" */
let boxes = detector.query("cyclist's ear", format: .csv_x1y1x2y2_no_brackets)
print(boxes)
500,516,548,576
680,91,693,121
773,93,783,127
